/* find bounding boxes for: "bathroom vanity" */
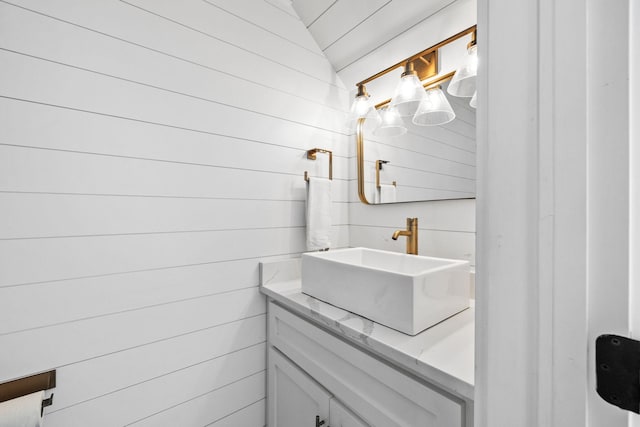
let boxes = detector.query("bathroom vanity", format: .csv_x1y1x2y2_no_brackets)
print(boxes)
260,258,474,427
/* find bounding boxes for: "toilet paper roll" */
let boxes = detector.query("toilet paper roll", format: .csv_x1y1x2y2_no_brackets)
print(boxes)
0,391,45,427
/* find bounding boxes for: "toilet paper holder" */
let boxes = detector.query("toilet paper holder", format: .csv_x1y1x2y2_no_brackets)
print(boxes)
0,370,56,415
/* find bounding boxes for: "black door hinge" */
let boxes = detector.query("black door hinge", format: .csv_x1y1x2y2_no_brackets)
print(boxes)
596,334,640,414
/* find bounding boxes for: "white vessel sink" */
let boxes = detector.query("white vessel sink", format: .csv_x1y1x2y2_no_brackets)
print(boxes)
301,247,470,335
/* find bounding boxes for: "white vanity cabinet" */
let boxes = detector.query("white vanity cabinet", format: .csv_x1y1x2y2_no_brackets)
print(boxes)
267,301,468,427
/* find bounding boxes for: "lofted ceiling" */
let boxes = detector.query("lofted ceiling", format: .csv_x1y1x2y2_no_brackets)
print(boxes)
290,0,460,89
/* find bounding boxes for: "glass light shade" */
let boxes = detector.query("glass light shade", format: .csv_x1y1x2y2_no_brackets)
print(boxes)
469,91,477,108
447,44,477,97
373,106,407,137
389,73,427,117
347,92,380,130
412,87,456,126
349,93,377,119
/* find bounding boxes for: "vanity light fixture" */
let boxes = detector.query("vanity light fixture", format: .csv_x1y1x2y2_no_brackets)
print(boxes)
351,25,477,135
447,30,478,97
412,85,456,126
389,62,428,117
469,91,477,108
373,105,407,137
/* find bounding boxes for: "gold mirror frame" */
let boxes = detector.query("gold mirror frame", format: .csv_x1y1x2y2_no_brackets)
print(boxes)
356,118,369,204
355,26,477,205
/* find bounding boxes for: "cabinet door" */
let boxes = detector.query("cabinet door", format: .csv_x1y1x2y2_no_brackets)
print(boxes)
330,398,370,427
268,347,331,427
269,303,465,427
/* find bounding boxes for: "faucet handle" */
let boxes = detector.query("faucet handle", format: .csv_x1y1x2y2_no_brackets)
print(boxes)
407,217,418,230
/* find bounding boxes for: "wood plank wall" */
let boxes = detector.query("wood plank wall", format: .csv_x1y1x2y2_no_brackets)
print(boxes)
0,0,349,425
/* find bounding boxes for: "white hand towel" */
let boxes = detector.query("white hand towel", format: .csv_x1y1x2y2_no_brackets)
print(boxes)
0,391,45,427
376,184,397,203
306,177,332,251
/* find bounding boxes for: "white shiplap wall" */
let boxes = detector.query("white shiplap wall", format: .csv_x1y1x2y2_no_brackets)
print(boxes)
0,0,348,425
346,0,477,266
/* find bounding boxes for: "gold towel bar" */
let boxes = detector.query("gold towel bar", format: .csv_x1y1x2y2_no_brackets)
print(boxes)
376,160,397,189
0,370,56,415
304,148,333,181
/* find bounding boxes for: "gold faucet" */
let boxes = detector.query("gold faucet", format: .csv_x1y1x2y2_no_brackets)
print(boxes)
392,217,418,255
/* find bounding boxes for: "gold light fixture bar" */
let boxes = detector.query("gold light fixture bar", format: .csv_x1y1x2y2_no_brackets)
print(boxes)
468,29,477,49
374,71,457,110
355,24,477,87
403,52,438,82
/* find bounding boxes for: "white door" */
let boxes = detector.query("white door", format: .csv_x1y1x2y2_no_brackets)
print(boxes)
477,0,639,426
587,0,639,425
630,2,640,426
267,347,331,427
329,398,369,427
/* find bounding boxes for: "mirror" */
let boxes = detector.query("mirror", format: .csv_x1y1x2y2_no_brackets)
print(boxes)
354,27,477,204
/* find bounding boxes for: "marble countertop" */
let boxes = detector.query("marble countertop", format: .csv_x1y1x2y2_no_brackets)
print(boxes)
260,258,475,401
